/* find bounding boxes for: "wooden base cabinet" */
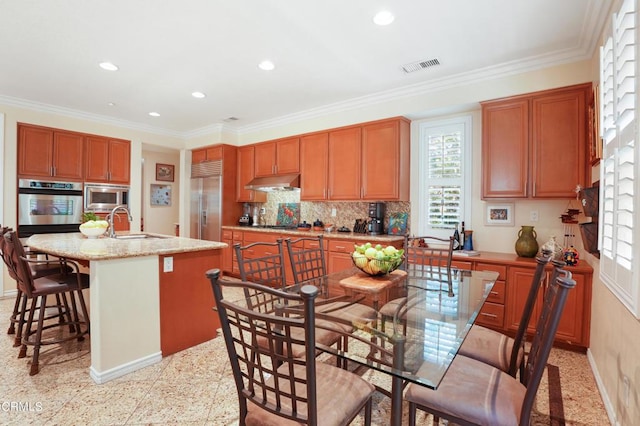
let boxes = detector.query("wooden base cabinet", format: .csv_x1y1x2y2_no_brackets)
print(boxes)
506,265,592,348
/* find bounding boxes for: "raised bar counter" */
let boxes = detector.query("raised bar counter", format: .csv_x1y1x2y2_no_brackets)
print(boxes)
26,232,226,384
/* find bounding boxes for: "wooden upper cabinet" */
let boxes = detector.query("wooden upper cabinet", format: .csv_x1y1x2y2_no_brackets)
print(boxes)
328,126,362,200
237,145,266,203
85,136,131,184
192,146,223,164
481,99,529,198
481,83,590,199
300,132,329,200
254,137,300,177
18,124,84,180
361,118,410,200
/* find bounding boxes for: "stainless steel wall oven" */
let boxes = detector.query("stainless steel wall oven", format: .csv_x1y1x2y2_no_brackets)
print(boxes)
18,179,84,237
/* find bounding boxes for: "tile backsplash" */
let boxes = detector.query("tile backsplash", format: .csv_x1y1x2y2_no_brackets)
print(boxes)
254,190,410,233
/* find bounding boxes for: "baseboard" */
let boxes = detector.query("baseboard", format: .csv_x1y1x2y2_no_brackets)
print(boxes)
587,348,618,425
89,351,162,384
2,288,17,299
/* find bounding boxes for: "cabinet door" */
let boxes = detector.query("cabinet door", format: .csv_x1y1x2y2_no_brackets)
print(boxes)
481,99,529,198
506,266,542,335
328,127,361,200
237,146,266,202
221,230,233,274
18,125,54,177
531,87,587,197
553,272,587,346
300,133,329,200
85,136,110,182
254,142,276,177
327,239,356,273
108,139,131,184
192,149,207,163
362,120,401,200
275,137,300,174
52,131,84,180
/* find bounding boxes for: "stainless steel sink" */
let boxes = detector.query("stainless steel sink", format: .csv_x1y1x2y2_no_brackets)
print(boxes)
113,234,168,240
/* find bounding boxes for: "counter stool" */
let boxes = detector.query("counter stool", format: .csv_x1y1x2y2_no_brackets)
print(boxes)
4,231,90,375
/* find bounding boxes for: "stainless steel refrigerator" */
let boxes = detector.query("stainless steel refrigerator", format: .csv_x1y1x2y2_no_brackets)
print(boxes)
190,162,222,241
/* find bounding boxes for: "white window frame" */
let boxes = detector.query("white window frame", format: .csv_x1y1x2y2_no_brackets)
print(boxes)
417,115,472,238
599,0,640,317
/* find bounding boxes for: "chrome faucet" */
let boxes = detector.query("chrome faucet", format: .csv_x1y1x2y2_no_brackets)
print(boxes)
107,205,133,238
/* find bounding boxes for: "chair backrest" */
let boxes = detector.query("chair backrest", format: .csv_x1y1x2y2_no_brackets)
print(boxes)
507,251,552,376
234,239,286,289
404,235,455,283
519,269,576,425
3,231,35,298
206,268,321,425
0,226,17,280
285,235,326,283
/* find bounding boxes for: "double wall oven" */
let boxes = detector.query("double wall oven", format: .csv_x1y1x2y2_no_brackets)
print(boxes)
18,179,84,237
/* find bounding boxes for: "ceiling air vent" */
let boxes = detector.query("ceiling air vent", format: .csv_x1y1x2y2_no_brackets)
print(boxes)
402,58,440,74
223,116,239,122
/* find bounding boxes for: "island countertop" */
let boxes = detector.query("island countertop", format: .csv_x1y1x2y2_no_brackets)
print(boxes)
26,232,227,261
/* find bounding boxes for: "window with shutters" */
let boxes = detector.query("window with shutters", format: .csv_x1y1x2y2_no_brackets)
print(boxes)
599,0,639,317
417,116,472,238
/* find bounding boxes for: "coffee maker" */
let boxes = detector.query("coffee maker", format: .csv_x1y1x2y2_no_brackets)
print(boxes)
367,202,386,235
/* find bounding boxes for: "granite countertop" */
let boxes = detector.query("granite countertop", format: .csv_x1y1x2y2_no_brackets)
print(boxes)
25,232,227,261
222,225,405,243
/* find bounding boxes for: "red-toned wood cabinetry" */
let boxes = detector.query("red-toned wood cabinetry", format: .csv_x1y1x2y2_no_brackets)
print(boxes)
300,132,329,200
254,137,300,177
84,136,131,184
236,146,266,203
482,83,589,199
18,124,84,180
192,146,223,163
328,127,362,200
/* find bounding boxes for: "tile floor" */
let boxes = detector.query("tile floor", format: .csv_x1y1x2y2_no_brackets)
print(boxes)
0,294,610,425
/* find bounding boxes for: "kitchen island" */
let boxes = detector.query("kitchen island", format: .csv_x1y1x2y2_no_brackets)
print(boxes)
25,232,226,384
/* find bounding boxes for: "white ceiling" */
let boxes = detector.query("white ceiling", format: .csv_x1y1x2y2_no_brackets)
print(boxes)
0,0,612,137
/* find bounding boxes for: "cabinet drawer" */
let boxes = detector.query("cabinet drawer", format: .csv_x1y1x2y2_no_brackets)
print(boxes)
452,260,473,271
486,280,506,304
222,230,233,240
232,231,244,240
476,262,507,280
475,302,505,328
304,239,327,250
328,240,356,253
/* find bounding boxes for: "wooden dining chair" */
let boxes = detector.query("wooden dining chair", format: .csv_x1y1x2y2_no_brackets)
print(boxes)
457,251,553,379
1,226,73,347
379,235,455,332
4,231,90,375
206,268,375,425
234,239,344,358
404,270,577,426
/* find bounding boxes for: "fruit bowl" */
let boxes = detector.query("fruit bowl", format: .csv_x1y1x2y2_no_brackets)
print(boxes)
79,226,106,239
351,243,405,276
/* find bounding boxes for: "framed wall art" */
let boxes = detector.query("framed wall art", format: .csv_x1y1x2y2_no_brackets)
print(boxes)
156,163,175,182
150,184,171,206
484,203,514,226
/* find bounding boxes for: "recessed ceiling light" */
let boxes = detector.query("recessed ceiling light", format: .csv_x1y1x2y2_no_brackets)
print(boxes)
99,62,119,71
191,91,206,98
373,10,395,26
107,102,115,107
258,60,275,71
149,112,160,117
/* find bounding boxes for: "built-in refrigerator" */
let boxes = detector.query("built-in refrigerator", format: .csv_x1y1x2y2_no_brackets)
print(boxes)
190,161,222,241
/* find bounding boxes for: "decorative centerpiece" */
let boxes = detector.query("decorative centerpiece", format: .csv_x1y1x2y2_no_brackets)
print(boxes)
515,225,539,258
351,243,404,276
80,212,109,239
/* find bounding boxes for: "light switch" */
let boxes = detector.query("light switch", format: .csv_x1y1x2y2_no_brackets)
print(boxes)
530,210,539,222
163,256,173,272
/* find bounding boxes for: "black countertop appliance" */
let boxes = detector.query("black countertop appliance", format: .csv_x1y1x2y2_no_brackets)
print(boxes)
367,202,386,235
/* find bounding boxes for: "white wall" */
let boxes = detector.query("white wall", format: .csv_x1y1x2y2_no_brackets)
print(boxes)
142,149,181,235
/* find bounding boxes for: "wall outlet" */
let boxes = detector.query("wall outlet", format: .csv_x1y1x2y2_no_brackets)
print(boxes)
163,256,173,273
530,210,539,222
331,208,337,217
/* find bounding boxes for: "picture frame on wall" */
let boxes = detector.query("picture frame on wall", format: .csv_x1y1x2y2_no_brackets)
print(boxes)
485,203,514,226
150,184,171,206
156,163,175,182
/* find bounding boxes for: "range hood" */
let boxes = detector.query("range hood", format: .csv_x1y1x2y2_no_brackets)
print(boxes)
244,174,300,192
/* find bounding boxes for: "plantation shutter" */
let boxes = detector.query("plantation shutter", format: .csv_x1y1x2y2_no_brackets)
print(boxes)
599,0,639,316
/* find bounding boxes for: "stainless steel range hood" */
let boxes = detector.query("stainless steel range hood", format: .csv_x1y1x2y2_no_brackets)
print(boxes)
245,174,300,192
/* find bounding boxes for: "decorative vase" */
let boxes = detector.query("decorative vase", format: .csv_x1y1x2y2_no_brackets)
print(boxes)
515,225,539,258
540,235,564,260
462,230,474,251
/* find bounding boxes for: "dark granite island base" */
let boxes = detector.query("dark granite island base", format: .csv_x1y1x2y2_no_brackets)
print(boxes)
25,232,226,384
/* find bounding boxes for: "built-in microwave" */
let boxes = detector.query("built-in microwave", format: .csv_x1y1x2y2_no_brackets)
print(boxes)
84,183,130,212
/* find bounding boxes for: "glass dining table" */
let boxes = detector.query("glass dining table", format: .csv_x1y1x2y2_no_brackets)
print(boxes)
294,264,499,426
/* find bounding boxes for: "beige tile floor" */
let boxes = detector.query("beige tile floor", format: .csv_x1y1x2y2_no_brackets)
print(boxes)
0,294,610,425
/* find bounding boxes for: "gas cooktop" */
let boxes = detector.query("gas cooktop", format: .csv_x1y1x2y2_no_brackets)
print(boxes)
255,225,298,230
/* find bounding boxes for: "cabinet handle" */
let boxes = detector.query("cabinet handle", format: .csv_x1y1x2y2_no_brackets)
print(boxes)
490,291,499,295
480,313,498,318
336,245,346,250
265,251,273,255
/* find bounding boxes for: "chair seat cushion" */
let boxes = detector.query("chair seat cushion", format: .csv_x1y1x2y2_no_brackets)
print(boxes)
458,325,521,373
404,354,526,426
379,297,407,318
32,273,90,296
315,301,376,332
246,361,375,426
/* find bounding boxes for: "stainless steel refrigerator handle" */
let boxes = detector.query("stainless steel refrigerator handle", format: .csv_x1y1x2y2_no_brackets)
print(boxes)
202,210,207,226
